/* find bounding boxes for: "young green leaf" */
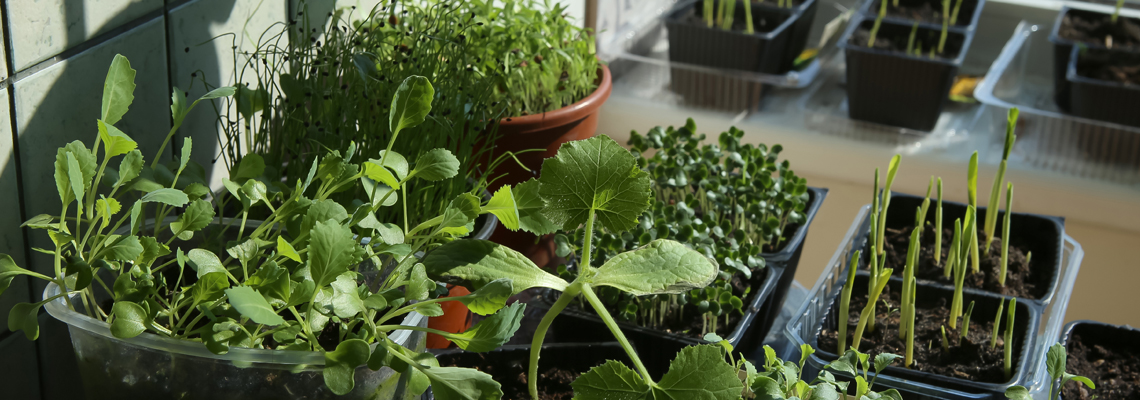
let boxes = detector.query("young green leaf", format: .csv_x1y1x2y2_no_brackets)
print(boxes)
171,199,214,234
103,235,144,262
307,219,364,288
140,188,189,207
482,185,519,231
412,149,460,182
323,339,372,395
457,278,514,315
653,344,744,400
1003,386,1032,400
277,236,302,263
423,240,569,293
116,150,143,187
101,54,136,125
374,150,409,180
363,160,401,189
97,120,138,157
571,360,653,400
389,75,434,136
234,154,265,180
66,152,85,206
187,248,226,278
225,286,286,325
110,301,148,338
438,193,480,232
513,179,558,235
191,272,229,304
7,302,42,340
317,273,366,319
420,366,504,400
446,302,525,352
538,135,652,232
1046,343,1066,381
0,254,37,296
590,239,718,296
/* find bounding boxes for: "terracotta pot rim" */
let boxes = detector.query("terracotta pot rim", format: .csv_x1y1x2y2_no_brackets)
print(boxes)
498,64,613,128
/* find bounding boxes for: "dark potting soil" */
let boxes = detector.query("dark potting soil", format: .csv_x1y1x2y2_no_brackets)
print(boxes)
849,22,964,60
438,352,583,400
818,284,1012,383
868,0,977,27
563,270,762,340
876,224,1038,299
678,4,788,34
1076,49,1140,85
1063,334,1140,400
1058,9,1140,50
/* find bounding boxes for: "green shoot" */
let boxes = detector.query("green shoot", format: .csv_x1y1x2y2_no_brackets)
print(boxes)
1000,183,1014,287
716,0,726,28
853,268,894,351
968,152,981,274
893,0,899,7
945,218,961,278
935,178,944,267
743,0,755,34
705,0,715,27
1026,251,1032,268
939,0,950,54
899,222,920,341
951,0,964,25
1007,344,1098,400
940,325,950,352
961,301,975,339
1005,298,1017,381
950,207,975,328
986,109,1018,249
905,278,917,369
919,177,933,228
719,0,737,31
876,155,901,262
868,0,889,47
1113,0,1125,24
840,250,861,355
991,299,1005,349
870,168,880,280
907,22,919,55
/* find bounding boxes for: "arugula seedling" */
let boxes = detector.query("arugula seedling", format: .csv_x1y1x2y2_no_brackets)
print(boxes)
1005,343,1096,400
705,0,716,27
425,135,740,400
1000,183,1014,286
868,0,889,47
824,348,905,400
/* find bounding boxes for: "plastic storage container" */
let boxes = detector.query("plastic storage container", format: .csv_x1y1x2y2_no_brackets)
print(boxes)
785,205,1084,399
43,283,426,400
975,21,1140,187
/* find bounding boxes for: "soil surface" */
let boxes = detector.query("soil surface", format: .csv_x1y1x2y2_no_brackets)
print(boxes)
1058,9,1140,50
874,224,1037,299
678,3,788,33
849,22,963,59
818,284,1014,384
1076,49,1140,85
438,352,584,400
1063,335,1140,400
869,0,976,27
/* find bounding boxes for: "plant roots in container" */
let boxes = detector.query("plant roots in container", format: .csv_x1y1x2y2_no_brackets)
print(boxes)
1049,6,1140,112
841,17,971,131
816,274,1038,395
1067,46,1140,128
1060,321,1140,400
427,343,633,400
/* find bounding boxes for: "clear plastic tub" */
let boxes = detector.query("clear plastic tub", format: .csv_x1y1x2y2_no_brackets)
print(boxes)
784,205,1084,399
974,20,1140,187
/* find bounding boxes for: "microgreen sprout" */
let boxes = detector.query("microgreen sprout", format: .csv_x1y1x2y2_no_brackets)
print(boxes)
704,0,716,27
986,109,1018,250
1005,343,1097,400
1005,297,1017,380
1113,0,1126,24
868,0,888,47
868,156,900,334
839,250,860,355
961,300,975,339
934,177,944,267
941,325,950,352
950,207,976,328
718,0,737,30
907,22,919,55
939,0,950,53
852,268,893,351
899,223,920,343
905,278,917,369
968,152,982,274
825,348,905,400
743,0,755,34
945,217,961,278
991,298,1005,349
1000,183,1014,286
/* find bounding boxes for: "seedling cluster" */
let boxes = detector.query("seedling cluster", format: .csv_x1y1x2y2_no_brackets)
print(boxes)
868,0,965,58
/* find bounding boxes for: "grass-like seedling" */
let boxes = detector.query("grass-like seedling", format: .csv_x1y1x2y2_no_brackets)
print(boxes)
868,155,900,334
1000,183,1014,286
949,206,976,329
961,300,975,339
967,151,982,274
1113,0,1126,24
839,250,860,355
985,109,1018,250
941,325,950,352
1005,344,1097,400
718,0,737,30
907,21,920,55
852,268,894,351
868,0,888,47
939,0,950,53
1004,298,1017,380
934,177,944,267
991,298,1005,349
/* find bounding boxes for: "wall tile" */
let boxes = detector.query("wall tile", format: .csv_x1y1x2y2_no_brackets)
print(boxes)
13,16,169,286
37,313,82,400
0,332,42,400
0,87,31,334
1,6,9,80
167,0,287,189
6,0,162,71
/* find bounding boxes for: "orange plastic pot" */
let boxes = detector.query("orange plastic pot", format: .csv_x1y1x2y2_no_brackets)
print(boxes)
486,64,613,268
426,285,474,349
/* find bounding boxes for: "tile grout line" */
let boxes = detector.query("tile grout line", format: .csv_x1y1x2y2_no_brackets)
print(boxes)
166,1,178,162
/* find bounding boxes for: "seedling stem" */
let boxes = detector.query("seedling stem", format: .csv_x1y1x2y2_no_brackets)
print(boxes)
1000,183,1013,287
991,299,1004,349
852,268,893,351
961,301,975,339
1004,298,1017,380
1113,0,1125,24
934,178,943,267
743,0,755,34
839,250,860,355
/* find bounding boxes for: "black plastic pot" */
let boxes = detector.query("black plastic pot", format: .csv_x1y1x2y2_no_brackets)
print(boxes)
1058,320,1140,399
1048,6,1140,113
840,16,973,131
858,192,1065,305
858,0,986,31
537,187,827,377
812,273,1040,398
753,0,820,73
1066,46,1140,128
425,343,633,400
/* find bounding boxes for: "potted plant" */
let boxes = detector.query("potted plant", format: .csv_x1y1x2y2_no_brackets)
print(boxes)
427,343,634,399
857,0,984,30
1049,1,1140,112
533,119,824,374
1005,342,1101,400
840,0,981,131
2,56,534,399
1065,46,1140,128
664,0,815,110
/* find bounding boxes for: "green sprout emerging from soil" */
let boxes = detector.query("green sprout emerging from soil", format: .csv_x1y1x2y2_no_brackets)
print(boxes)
1113,0,1126,24
1005,344,1096,400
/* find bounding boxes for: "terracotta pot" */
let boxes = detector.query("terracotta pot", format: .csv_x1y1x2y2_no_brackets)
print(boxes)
426,285,474,349
486,64,613,268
